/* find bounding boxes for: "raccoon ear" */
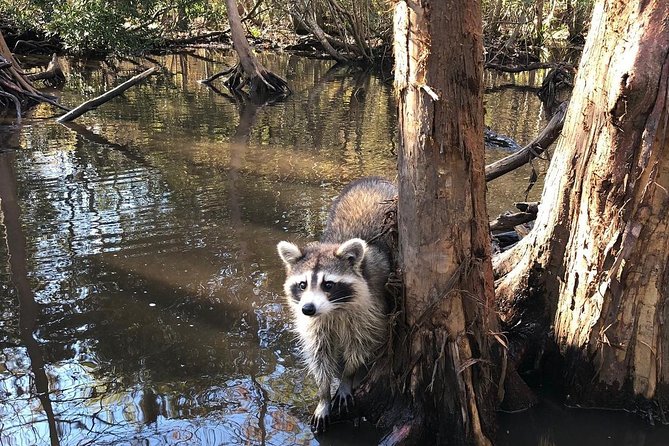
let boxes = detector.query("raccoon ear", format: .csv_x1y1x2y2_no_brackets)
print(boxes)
277,241,303,267
336,238,367,268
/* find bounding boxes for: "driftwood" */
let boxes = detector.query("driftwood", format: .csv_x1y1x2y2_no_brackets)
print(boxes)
485,101,568,182
490,211,536,232
490,202,539,252
57,66,158,122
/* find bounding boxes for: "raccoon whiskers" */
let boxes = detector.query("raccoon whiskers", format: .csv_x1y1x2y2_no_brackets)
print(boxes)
328,295,354,303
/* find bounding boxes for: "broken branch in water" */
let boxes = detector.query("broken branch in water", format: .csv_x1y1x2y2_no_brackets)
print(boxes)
57,66,159,122
485,101,567,182
490,211,536,232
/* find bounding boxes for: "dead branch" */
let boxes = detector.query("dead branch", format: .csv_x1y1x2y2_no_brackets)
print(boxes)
57,66,159,122
290,5,350,63
485,101,568,182
490,211,536,232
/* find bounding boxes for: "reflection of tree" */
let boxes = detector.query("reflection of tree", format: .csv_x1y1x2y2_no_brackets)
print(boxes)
0,151,60,446
206,86,274,445
250,374,268,446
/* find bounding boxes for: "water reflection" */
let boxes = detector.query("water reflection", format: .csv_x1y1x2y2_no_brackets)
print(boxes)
1,51,392,446
1,51,659,445
0,150,59,445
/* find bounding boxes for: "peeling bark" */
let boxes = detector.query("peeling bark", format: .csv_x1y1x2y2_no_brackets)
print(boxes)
495,0,669,417
353,1,500,444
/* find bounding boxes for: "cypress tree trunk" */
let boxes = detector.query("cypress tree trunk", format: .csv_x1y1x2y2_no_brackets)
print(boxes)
353,2,500,444
221,0,290,98
495,0,669,416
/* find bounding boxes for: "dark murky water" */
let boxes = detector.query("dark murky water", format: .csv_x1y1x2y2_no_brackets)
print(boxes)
1,51,667,445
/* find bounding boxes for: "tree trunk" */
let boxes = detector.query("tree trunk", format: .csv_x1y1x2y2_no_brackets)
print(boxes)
222,0,290,98
495,0,669,417
352,1,500,444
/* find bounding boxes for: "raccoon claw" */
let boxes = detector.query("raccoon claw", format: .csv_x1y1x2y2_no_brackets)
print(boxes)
310,401,331,433
333,389,355,415
310,413,330,434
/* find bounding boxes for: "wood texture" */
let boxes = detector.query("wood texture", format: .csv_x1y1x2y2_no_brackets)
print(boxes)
57,67,158,122
495,0,669,413
393,0,498,443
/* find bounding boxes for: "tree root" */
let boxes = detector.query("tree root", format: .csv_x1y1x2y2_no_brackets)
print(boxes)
26,53,65,87
202,62,291,101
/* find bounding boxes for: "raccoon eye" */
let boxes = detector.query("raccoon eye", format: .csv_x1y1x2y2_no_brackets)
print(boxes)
299,281,307,290
322,281,334,291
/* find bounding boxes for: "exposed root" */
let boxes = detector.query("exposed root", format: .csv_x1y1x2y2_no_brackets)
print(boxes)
200,62,291,101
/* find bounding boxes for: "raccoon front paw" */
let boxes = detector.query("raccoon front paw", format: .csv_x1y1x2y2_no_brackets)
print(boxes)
333,387,355,415
310,401,330,434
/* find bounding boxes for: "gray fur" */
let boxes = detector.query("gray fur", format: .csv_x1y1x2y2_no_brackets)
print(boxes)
276,177,396,432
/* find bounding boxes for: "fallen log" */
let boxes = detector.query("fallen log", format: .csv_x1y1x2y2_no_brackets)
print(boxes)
515,201,539,213
490,211,536,232
485,101,567,182
57,66,158,122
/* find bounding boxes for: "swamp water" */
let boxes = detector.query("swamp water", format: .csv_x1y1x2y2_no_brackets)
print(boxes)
0,51,666,445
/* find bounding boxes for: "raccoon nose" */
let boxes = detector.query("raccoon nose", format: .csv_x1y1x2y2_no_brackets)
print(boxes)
302,303,317,316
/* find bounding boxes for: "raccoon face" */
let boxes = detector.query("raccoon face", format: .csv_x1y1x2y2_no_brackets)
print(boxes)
277,239,368,317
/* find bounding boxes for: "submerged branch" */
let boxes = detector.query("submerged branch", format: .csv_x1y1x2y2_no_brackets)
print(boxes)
485,101,568,182
57,66,158,122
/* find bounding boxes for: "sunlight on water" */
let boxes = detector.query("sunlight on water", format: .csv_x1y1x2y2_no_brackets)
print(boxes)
2,51,665,446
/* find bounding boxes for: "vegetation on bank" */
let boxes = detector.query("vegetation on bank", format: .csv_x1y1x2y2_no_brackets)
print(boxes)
0,0,592,59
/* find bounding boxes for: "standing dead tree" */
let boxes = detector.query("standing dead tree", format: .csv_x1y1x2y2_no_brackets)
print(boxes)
202,0,290,99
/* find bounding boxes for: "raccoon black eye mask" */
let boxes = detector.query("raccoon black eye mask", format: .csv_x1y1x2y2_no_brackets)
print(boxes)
277,177,396,433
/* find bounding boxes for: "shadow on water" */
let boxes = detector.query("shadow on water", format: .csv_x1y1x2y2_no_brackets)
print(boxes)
1,51,667,445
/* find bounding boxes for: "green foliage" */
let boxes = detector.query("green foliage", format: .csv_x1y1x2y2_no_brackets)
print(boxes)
48,1,161,54
0,0,230,56
0,0,593,58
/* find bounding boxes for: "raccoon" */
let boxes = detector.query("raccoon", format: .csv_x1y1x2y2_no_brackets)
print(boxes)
277,177,396,433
